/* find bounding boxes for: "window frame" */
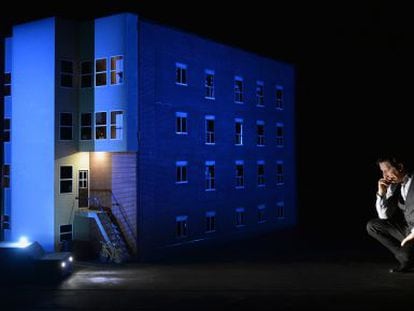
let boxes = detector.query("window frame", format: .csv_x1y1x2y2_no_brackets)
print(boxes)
235,118,243,146
175,63,188,86
59,112,73,141
204,69,215,99
234,76,244,103
110,110,124,140
205,115,215,145
95,58,108,87
175,112,188,135
59,165,73,194
176,161,188,184
80,60,93,88
205,161,216,191
95,111,107,140
110,55,124,85
176,215,188,238
256,81,264,107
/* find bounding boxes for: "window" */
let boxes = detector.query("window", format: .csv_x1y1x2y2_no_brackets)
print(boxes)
235,208,245,227
80,61,92,88
205,70,215,99
257,121,265,146
276,161,284,185
111,111,123,140
95,112,107,139
234,76,244,103
205,116,215,144
4,72,11,96
2,164,10,188
176,112,188,134
256,81,264,106
257,204,266,223
276,201,285,219
235,118,243,146
110,56,124,85
79,171,88,189
235,160,244,188
176,161,188,184
276,123,284,147
276,85,284,110
95,58,107,86
60,166,73,194
60,224,73,242
205,161,215,191
257,161,265,187
80,113,92,140
176,215,188,238
3,118,10,142
176,63,187,85
59,113,73,141
206,211,216,233
60,60,73,88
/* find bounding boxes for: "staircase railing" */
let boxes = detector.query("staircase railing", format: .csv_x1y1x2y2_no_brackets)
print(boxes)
89,189,136,248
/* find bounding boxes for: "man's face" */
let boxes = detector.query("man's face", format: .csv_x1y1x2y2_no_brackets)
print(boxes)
379,161,405,183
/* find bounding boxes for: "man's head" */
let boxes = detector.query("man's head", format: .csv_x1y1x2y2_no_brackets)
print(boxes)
377,155,408,184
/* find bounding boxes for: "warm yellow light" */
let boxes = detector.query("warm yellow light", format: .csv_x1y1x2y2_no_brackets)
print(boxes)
94,152,107,161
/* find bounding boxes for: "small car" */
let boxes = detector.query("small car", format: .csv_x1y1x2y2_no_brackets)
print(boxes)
0,238,73,283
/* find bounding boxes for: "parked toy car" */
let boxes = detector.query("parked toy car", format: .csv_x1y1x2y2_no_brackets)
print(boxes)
0,238,73,282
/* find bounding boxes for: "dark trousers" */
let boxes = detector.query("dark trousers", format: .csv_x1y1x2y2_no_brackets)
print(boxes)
367,218,413,264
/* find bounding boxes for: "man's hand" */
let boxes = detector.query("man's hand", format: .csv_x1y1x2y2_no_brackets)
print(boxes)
401,232,414,247
378,178,391,196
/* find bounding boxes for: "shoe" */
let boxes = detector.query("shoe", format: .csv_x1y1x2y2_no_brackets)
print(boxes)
389,264,412,273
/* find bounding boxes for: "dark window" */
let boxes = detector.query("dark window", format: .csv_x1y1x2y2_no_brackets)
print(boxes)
81,113,92,140
59,113,73,140
60,166,73,194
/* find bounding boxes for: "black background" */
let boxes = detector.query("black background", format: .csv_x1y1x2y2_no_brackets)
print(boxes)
2,1,414,243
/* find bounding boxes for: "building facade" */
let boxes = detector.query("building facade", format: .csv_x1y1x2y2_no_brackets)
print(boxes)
1,13,296,260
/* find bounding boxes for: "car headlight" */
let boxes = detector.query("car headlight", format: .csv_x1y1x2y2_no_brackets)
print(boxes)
61,262,66,268
69,256,73,262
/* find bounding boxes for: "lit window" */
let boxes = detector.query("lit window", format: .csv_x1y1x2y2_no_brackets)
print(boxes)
276,161,284,185
234,76,244,103
205,116,215,144
257,204,266,223
206,211,216,233
60,166,73,194
205,70,215,99
205,161,215,191
2,164,10,188
95,112,107,139
80,61,92,88
176,63,187,85
235,118,243,146
110,111,123,140
3,118,10,142
235,160,244,188
257,121,265,146
276,123,284,147
176,161,188,184
110,56,124,85
60,60,74,88
256,81,264,106
80,113,92,140
235,207,245,227
276,85,284,110
4,72,11,96
95,58,107,86
257,161,265,187
176,112,188,134
176,215,188,238
59,113,73,141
